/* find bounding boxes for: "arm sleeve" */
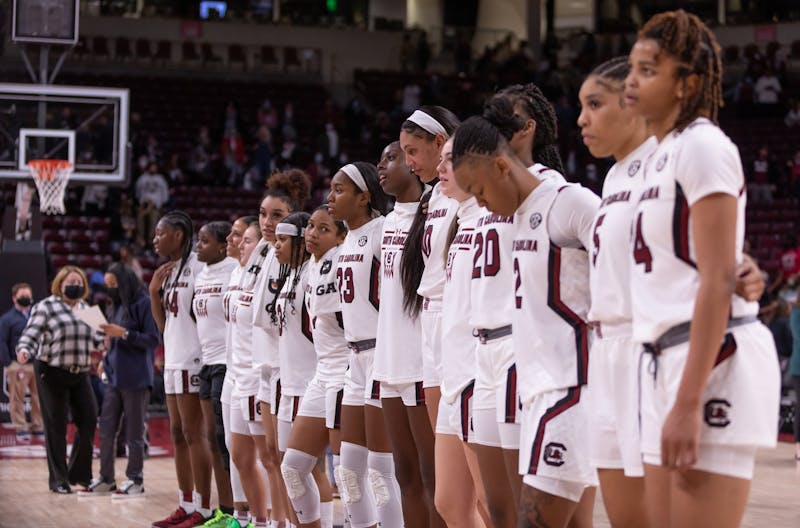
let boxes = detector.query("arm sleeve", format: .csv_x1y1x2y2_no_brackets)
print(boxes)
15,304,47,357
126,299,161,351
675,128,744,206
547,185,601,249
0,316,11,366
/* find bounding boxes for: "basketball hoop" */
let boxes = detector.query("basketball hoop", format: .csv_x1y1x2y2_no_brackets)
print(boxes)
27,159,73,215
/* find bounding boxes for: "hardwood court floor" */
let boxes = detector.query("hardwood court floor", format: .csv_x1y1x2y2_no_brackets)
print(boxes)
0,443,798,527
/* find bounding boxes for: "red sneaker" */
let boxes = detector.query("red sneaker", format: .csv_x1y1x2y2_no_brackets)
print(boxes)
172,511,210,528
151,507,191,528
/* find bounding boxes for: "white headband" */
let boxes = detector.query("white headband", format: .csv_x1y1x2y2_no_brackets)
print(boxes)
275,223,303,237
340,164,367,192
407,110,447,137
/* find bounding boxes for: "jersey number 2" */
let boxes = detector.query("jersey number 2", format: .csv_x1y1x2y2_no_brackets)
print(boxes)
513,258,522,309
472,229,501,278
633,212,653,272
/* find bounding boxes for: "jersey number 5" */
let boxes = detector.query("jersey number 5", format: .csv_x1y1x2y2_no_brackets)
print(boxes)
421,225,433,258
633,212,653,272
592,214,605,267
472,228,501,278
336,267,355,304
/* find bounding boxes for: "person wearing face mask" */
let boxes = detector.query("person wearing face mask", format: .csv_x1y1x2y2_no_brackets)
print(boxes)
78,263,160,498
16,266,105,494
0,283,43,439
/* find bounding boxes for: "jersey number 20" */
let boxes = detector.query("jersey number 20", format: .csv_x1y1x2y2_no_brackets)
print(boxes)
472,229,501,278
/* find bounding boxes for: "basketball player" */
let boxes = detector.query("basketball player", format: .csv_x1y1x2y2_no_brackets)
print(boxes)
385,106,459,528
434,136,487,527
452,116,600,528
252,171,312,527
327,155,405,528
149,211,216,528
371,140,437,527
229,220,272,528
269,213,332,528
222,216,258,527
193,221,239,525
470,85,567,528
625,10,780,527
280,205,347,528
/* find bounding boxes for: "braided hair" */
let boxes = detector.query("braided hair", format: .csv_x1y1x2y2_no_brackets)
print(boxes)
159,210,194,301
488,84,565,174
267,212,310,325
452,116,514,168
638,9,724,131
589,56,630,96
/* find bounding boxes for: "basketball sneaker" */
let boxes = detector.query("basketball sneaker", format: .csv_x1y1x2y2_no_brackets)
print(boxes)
172,511,211,528
77,478,116,496
111,479,145,500
152,507,192,528
198,509,238,528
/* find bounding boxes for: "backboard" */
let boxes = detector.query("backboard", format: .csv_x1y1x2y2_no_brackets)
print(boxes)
0,83,129,184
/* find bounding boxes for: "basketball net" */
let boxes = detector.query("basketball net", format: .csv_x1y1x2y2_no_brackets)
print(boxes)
27,159,73,215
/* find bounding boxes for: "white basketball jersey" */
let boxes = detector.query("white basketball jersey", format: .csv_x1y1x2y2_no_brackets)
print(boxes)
469,164,566,331
230,240,270,397
306,245,349,382
630,118,756,343
374,200,424,384
337,217,384,343
223,265,243,366
588,137,658,326
441,197,481,403
162,252,204,370
511,179,599,403
194,256,239,366
252,246,282,370
417,183,458,301
277,262,317,396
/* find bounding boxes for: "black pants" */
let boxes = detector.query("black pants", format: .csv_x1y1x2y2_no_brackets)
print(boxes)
34,361,98,490
99,385,149,484
199,364,229,470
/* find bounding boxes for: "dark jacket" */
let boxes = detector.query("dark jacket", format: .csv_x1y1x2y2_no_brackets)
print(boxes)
0,307,28,367
103,292,160,390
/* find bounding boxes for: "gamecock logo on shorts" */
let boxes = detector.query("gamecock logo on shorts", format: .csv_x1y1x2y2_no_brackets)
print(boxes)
704,398,731,427
543,442,567,467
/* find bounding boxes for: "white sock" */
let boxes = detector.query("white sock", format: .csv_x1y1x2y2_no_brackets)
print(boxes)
179,490,196,513
194,491,213,518
320,501,333,528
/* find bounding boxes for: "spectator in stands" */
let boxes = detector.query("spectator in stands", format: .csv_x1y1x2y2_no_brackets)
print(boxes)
145,134,163,166
750,146,777,202
754,66,782,105
400,32,415,71
80,263,159,497
166,153,185,187
787,150,800,199
135,163,170,248
252,125,273,182
282,102,297,140
118,193,138,249
318,122,340,164
0,283,44,439
307,151,330,190
220,128,246,186
221,101,244,138
118,245,144,281
785,100,800,128
402,81,422,114
416,30,431,72
344,96,368,141
257,98,279,135
80,184,109,215
16,266,102,493
190,126,215,184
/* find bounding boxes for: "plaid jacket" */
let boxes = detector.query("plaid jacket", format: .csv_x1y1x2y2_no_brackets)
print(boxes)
16,296,103,372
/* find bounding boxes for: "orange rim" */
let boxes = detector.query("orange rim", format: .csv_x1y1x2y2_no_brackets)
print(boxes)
28,159,73,182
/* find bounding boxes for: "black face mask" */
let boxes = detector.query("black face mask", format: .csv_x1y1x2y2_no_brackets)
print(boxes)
107,287,121,305
63,285,85,300
16,296,32,307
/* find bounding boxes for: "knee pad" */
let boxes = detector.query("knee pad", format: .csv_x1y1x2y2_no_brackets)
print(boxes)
280,448,321,524
335,465,363,504
368,468,389,508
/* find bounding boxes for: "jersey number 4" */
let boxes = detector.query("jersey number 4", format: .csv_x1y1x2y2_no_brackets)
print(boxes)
633,212,653,272
165,290,179,317
472,228,501,278
336,267,355,304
